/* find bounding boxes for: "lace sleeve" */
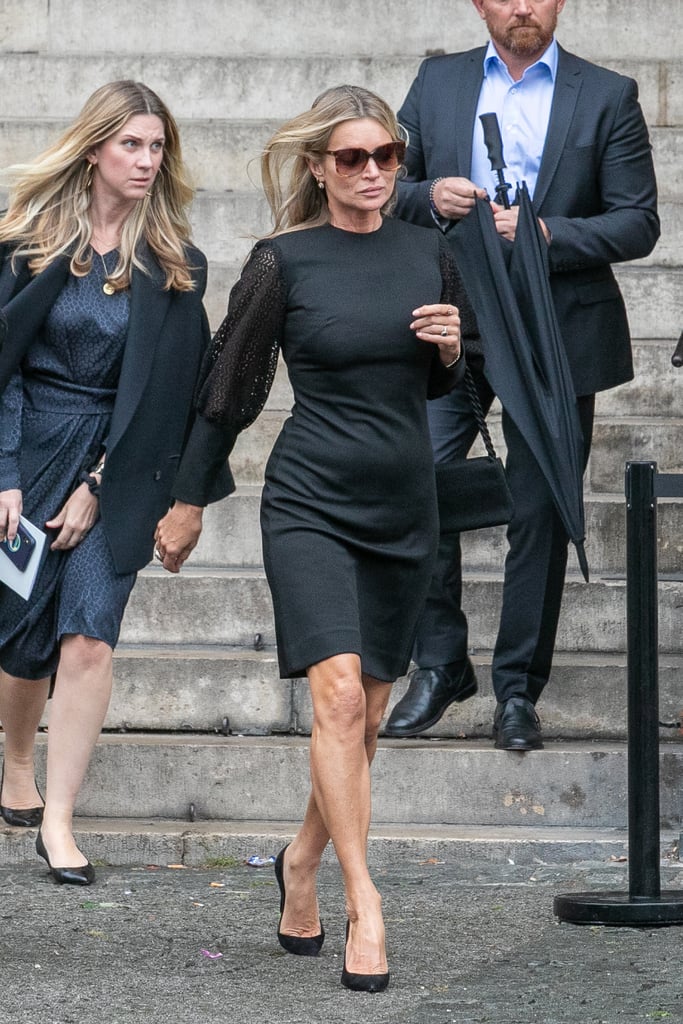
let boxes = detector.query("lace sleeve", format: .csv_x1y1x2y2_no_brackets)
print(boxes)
426,239,472,399
438,237,479,345
198,240,286,429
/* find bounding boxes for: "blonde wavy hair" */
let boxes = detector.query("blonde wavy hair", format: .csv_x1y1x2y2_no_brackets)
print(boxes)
0,80,196,292
261,84,407,236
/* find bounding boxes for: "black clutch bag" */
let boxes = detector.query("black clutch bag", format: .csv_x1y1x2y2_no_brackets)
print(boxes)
435,368,514,534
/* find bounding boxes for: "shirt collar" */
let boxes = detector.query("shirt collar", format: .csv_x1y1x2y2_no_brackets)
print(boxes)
483,37,558,82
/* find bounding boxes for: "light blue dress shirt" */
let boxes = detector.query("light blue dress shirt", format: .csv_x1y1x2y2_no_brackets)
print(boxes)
471,38,558,202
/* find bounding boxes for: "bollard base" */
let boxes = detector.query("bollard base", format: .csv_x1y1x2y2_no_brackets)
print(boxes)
554,891,683,927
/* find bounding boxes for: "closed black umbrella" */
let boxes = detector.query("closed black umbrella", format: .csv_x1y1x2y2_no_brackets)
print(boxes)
451,182,589,580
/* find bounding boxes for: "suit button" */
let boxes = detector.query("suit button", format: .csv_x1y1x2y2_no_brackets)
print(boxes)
153,470,162,481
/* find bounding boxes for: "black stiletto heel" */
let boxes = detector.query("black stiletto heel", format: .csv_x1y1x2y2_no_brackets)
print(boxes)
274,845,324,956
0,765,44,828
341,920,390,993
35,829,95,886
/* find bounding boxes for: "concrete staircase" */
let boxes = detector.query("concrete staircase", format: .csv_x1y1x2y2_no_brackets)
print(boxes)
0,0,681,866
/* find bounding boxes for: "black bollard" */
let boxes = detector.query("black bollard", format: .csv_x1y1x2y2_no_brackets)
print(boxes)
553,461,683,925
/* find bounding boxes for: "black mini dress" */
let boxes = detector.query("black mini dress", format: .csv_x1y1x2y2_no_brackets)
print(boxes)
197,218,470,680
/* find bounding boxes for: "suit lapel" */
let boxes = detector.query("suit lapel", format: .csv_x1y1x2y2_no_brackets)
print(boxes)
0,254,70,391
456,51,486,178
0,250,32,306
107,259,171,449
534,48,582,212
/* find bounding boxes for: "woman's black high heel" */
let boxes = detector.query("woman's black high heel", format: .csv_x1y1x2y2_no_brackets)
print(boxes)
274,845,324,956
341,920,390,993
0,766,44,828
35,829,95,886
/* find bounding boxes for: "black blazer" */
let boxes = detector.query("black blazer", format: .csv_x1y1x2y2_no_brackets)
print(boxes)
0,243,233,573
395,44,660,397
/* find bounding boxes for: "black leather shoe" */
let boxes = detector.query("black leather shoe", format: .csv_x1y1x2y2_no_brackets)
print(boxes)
0,767,44,828
493,697,544,751
36,830,96,886
384,659,478,737
274,845,324,956
1,803,44,828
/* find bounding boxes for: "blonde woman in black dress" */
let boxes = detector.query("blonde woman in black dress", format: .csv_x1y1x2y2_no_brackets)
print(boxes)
157,85,476,990
0,81,231,885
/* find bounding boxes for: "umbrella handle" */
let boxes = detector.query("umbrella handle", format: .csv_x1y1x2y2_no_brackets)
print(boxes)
479,113,512,210
672,330,683,368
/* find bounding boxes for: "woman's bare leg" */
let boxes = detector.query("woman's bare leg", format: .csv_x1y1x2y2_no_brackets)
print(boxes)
296,653,391,975
280,662,391,944
0,671,50,809
39,634,113,867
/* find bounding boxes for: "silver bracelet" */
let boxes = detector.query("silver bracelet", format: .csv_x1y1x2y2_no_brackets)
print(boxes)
429,177,445,215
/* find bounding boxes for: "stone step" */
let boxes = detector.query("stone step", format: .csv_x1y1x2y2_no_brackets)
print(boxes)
0,57,677,143
3,120,679,205
207,332,680,424
204,262,682,345
193,486,683,577
8,733,682,828
217,402,683,495
0,176,678,269
2,1,679,64
596,339,683,418
0,817,647,869
190,332,681,424
187,191,682,267
119,567,683,653
589,416,683,493
99,646,683,742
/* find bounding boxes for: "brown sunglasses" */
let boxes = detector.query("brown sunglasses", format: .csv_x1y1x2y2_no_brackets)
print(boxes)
324,141,406,177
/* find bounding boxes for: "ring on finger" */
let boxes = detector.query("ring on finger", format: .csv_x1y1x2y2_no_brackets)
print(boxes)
440,326,448,337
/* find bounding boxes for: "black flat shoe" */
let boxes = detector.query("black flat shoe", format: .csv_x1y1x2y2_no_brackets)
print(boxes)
341,920,390,993
0,766,44,828
35,830,95,886
493,697,544,751
274,845,324,956
1,803,44,828
384,658,478,737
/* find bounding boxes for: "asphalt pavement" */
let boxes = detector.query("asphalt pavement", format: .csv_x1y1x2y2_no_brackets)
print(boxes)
1,853,682,1024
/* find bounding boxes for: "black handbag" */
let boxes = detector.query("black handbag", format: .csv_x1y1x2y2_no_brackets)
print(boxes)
435,368,514,533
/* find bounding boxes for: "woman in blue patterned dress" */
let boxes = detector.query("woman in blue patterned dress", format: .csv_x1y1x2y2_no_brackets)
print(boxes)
0,81,231,885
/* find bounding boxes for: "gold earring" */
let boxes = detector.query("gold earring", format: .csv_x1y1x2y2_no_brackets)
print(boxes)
83,162,94,189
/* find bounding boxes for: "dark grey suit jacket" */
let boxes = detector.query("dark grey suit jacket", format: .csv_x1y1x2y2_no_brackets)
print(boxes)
0,243,233,573
395,44,660,397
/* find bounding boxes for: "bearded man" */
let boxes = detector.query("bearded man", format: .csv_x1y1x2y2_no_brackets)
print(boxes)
387,0,659,748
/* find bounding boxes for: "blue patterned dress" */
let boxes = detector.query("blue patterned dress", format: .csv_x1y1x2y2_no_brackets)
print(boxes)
0,252,137,680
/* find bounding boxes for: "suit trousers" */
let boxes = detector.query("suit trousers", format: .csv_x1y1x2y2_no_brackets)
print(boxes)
413,356,595,704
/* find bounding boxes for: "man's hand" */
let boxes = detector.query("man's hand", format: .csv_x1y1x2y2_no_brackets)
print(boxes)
431,177,488,221
491,203,550,244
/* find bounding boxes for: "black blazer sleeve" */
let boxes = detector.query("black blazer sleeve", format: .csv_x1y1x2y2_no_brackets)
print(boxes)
541,74,660,271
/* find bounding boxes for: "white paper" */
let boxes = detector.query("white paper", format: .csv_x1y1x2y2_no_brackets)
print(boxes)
0,515,48,600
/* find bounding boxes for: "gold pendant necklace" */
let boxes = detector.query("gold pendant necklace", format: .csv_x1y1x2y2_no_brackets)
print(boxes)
100,253,115,295
96,248,116,294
